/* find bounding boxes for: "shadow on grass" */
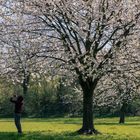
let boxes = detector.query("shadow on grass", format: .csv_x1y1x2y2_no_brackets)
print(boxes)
0,132,82,140
0,131,139,140
0,131,123,140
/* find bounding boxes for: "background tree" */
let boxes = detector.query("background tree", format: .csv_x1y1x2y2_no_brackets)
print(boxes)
0,0,48,95
94,43,140,123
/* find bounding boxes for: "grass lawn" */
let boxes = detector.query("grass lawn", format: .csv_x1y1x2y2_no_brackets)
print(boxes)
0,117,140,140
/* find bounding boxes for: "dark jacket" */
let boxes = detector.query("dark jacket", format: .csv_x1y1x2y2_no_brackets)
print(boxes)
10,97,23,113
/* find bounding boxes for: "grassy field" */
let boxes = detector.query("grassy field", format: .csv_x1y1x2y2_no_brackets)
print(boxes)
0,117,140,140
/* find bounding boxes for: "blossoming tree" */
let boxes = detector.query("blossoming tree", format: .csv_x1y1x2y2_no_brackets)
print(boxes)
22,0,140,134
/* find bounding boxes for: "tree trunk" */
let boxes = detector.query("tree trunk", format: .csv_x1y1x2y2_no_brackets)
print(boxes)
119,103,127,124
22,74,30,95
23,81,28,95
77,85,99,134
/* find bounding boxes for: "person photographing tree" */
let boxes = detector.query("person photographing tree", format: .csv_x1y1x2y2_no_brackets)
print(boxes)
10,95,24,134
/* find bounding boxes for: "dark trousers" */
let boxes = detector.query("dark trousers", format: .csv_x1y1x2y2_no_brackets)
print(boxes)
14,113,22,133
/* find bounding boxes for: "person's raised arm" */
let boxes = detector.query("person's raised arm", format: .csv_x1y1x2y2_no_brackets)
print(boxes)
10,95,17,103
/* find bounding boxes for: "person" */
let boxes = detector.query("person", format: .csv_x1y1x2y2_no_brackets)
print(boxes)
10,95,24,134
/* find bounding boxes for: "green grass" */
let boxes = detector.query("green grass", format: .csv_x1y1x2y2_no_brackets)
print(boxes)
0,117,140,140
